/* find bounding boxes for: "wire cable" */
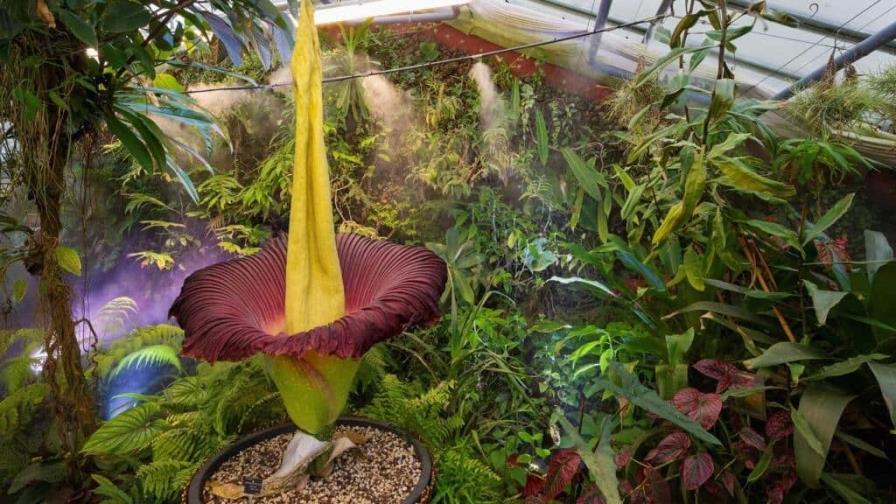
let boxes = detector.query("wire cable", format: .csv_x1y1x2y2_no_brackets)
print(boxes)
185,13,668,94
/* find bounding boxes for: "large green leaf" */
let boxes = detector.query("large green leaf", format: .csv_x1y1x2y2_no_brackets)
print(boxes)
602,363,722,446
55,9,98,46
868,362,896,430
793,386,854,487
715,157,795,198
706,79,735,124
739,219,802,252
820,473,872,504
744,342,827,369
82,402,165,455
562,148,602,201
557,414,622,504
870,262,896,342
106,113,154,171
802,193,854,246
100,0,151,33
664,301,766,325
864,230,893,282
535,110,549,165
803,280,849,326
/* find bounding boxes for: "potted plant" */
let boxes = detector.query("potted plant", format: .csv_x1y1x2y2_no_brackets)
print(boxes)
169,1,448,501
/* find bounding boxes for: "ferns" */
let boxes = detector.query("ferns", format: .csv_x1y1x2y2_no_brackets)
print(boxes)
361,375,502,503
92,324,183,377
0,382,49,435
86,356,285,503
109,344,183,378
136,460,196,502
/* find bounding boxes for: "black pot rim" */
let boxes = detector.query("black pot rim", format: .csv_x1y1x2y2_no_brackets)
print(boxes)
186,416,432,504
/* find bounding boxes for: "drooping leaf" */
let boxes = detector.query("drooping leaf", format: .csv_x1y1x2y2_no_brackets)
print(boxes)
603,364,722,446
106,113,154,171
681,452,714,490
683,247,705,291
807,354,886,381
109,344,183,378
652,201,684,247
803,280,849,326
562,147,602,201
868,362,896,430
203,11,244,66
55,245,82,276
864,230,893,282
664,301,766,324
744,342,826,369
739,219,802,252
793,386,855,487
802,193,854,246
706,79,735,124
715,157,795,197
747,444,774,482
549,276,615,298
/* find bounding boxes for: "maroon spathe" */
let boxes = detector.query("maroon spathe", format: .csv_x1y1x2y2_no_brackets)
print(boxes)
169,234,447,362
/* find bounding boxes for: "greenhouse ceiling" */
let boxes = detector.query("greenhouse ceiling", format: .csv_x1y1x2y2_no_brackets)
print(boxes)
290,0,896,98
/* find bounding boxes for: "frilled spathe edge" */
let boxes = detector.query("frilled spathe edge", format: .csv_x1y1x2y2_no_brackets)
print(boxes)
169,234,447,361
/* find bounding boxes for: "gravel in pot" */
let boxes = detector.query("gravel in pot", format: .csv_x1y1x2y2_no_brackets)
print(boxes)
186,417,433,504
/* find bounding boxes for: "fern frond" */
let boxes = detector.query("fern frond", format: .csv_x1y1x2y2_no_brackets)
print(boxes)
136,460,195,503
163,377,208,407
432,447,502,504
110,344,183,378
151,427,218,462
0,382,49,436
91,473,135,504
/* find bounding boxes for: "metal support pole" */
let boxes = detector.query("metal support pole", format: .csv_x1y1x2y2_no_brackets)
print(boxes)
773,19,896,100
588,0,613,64
643,0,674,43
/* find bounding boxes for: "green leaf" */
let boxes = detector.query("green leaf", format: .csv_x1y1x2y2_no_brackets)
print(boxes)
703,278,792,301
835,431,889,460
665,328,694,367
747,444,774,482
603,363,722,446
55,245,81,276
549,276,615,298
715,157,795,198
744,342,827,369
562,148,601,201
13,87,40,121
707,133,751,159
152,73,184,93
106,113,154,171
91,474,134,504
706,79,735,124
635,45,712,87
166,159,200,203
664,301,766,324
739,219,802,252
100,0,151,33
807,354,887,381
557,414,622,504
534,110,549,165
803,280,848,326
56,9,98,46
670,11,706,48
652,201,684,247
82,402,164,455
802,193,854,246
793,386,855,487
12,278,27,303
864,230,893,282
868,362,896,430
683,247,704,291
682,152,706,214
820,473,872,504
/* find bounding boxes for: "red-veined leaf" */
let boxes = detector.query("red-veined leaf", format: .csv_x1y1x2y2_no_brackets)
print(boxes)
738,427,767,451
543,449,582,500
681,452,714,490
644,432,691,464
765,409,794,440
672,388,723,429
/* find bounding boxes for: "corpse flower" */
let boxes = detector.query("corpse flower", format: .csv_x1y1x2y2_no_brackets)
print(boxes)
170,233,446,492
169,0,446,496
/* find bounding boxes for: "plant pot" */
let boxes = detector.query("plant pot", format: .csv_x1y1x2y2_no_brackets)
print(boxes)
184,417,433,504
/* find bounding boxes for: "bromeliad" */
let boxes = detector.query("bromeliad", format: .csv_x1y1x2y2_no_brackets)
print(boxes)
169,0,446,496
